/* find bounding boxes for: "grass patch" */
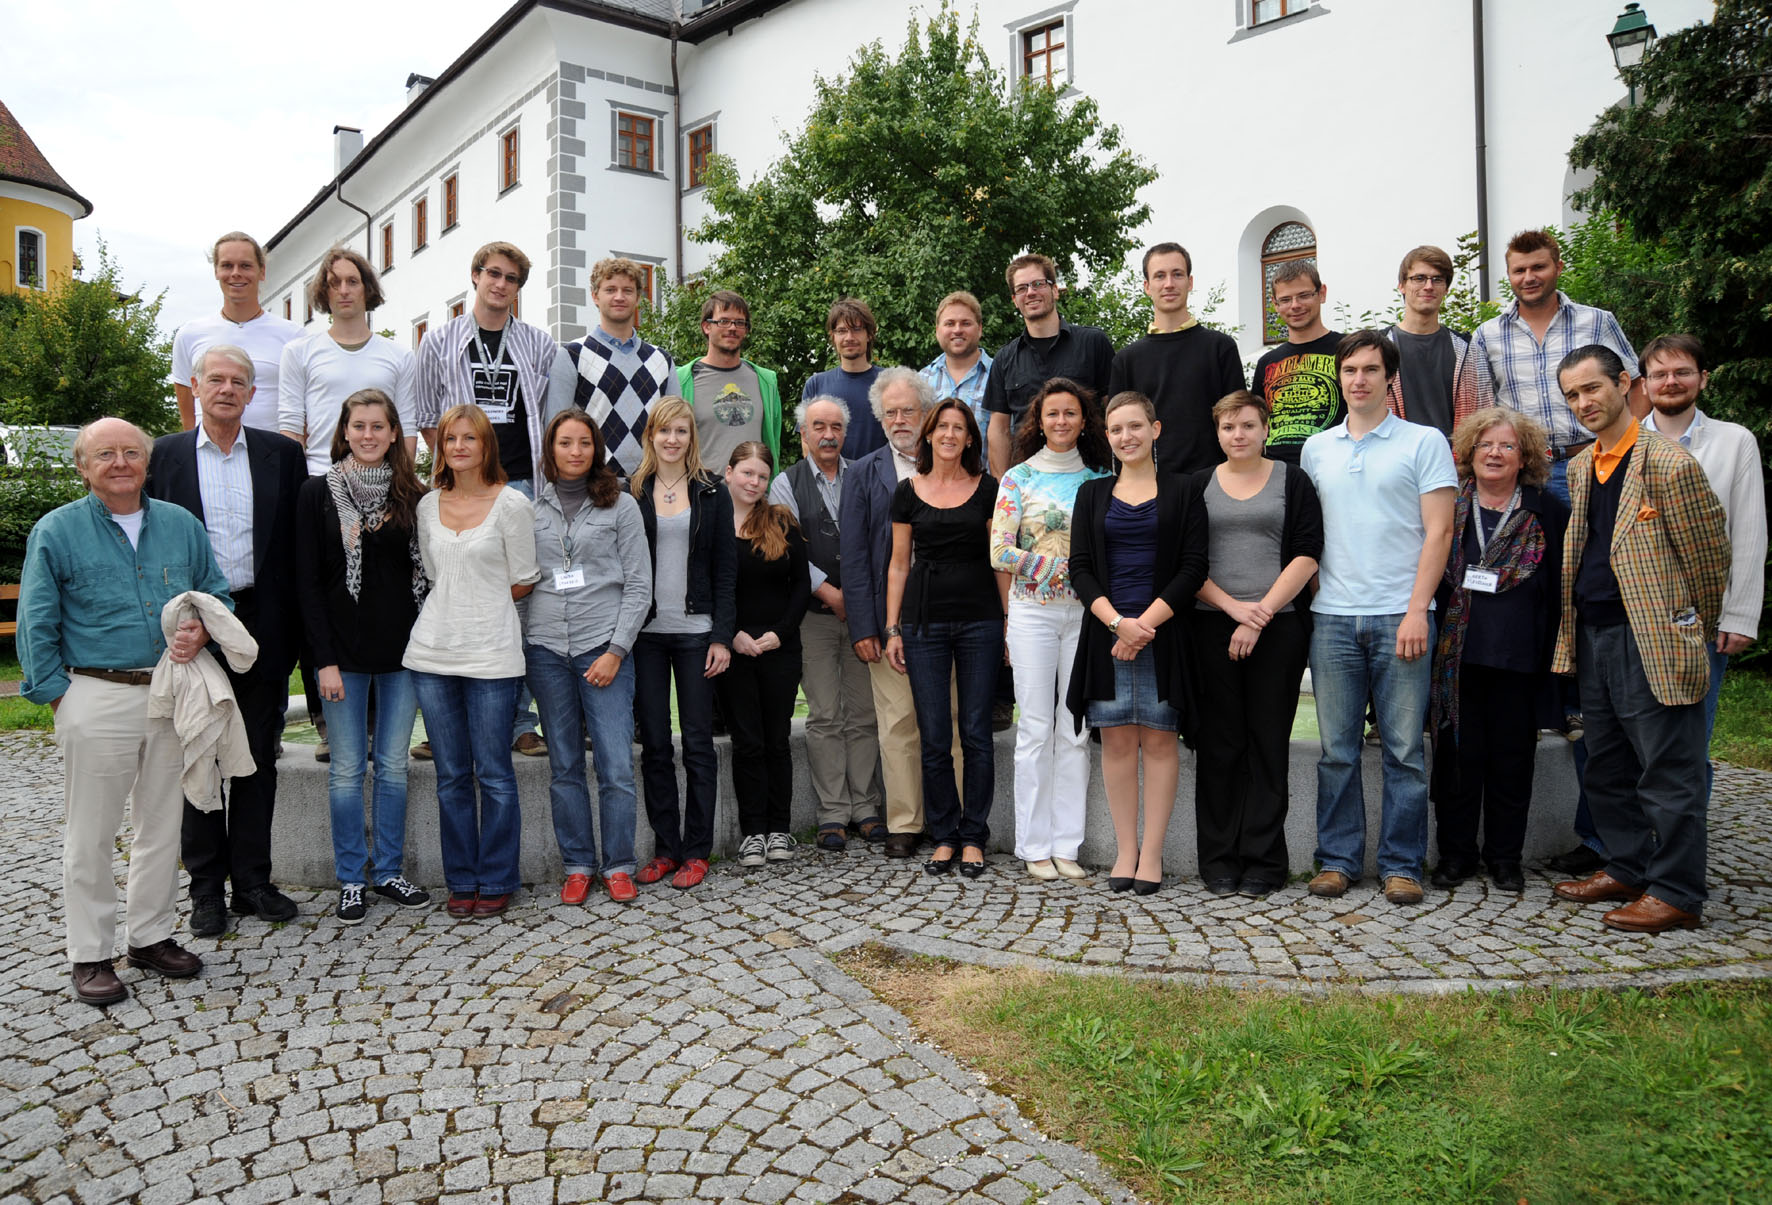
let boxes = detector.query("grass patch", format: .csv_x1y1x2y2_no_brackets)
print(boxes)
843,947,1772,1204
1712,664,1772,771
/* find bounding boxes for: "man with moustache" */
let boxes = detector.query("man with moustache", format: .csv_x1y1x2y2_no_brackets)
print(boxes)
169,232,302,432
920,291,992,435
147,346,309,938
19,417,229,1004
1108,242,1246,474
1549,345,1728,933
770,395,883,850
985,253,1113,477
1638,335,1763,795
1301,331,1456,906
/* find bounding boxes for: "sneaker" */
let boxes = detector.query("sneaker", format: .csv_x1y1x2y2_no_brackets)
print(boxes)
337,883,366,924
739,834,767,867
765,832,795,862
232,883,299,922
513,732,547,757
1562,712,1584,742
189,894,228,938
411,741,433,760
1363,723,1382,747
374,876,432,909
314,739,331,763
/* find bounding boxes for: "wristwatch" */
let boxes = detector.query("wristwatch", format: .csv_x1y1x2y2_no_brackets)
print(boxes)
1108,616,1123,635
884,624,903,639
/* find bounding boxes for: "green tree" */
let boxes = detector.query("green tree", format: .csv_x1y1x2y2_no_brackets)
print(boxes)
0,243,174,433
653,6,1156,436
1567,0,1772,436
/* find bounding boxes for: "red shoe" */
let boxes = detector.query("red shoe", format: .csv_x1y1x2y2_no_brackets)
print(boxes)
445,892,477,918
560,874,593,905
671,858,709,890
605,872,638,903
473,893,512,917
635,856,678,885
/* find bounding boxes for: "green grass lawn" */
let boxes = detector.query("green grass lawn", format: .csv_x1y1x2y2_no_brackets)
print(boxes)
848,949,1772,1204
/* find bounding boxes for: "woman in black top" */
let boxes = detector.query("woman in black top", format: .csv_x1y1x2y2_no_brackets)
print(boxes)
1429,407,1568,894
720,441,811,869
294,388,432,923
883,399,1007,878
1067,392,1208,895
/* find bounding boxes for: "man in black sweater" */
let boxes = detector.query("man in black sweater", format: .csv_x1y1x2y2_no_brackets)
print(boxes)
1107,242,1246,475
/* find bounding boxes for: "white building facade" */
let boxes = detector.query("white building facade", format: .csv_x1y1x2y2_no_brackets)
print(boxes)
264,0,1710,364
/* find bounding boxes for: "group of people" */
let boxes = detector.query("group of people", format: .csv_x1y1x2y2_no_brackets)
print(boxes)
16,227,1763,1008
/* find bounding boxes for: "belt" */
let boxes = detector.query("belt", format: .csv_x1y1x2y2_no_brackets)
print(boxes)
1551,439,1595,462
71,667,154,686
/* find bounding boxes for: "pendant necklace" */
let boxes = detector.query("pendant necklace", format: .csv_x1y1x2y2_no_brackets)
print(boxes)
658,472,688,503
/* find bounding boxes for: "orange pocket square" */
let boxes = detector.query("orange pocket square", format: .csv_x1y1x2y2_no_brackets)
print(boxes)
1637,504,1659,521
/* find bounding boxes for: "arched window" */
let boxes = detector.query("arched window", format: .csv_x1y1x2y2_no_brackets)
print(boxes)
1260,221,1316,344
16,228,44,289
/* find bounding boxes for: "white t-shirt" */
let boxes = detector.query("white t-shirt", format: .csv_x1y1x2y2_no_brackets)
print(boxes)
278,332,418,474
168,310,303,432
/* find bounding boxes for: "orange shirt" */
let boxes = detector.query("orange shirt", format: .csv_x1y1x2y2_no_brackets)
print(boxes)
1593,421,1639,485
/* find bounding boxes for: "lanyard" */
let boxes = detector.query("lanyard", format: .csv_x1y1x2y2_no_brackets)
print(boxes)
473,328,505,380
1473,486,1521,560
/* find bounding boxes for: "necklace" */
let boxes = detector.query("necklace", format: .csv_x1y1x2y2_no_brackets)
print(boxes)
656,471,688,503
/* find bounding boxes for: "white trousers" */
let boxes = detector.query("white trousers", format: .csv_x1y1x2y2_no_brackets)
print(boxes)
55,675,186,962
1006,601,1088,861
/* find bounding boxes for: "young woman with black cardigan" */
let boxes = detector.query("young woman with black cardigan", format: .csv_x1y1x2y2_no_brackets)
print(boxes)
720,441,811,867
1066,391,1208,895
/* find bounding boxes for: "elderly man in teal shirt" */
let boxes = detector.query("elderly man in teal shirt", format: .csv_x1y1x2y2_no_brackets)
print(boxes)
18,416,232,1006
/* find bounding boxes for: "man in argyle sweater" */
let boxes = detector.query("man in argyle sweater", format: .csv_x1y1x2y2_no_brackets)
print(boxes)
548,257,674,481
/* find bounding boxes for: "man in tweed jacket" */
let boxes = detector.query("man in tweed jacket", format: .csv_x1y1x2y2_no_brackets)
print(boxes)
1549,344,1729,933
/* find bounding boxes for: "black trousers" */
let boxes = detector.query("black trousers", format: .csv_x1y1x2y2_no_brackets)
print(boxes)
1430,663,1537,866
1189,609,1309,882
633,631,718,862
182,590,285,900
715,645,802,837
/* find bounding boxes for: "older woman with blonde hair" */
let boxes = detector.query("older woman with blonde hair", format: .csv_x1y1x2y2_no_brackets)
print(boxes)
1428,406,1568,894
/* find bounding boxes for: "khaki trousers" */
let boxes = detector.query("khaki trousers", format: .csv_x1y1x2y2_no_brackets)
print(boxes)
55,675,186,962
800,611,884,826
867,657,962,835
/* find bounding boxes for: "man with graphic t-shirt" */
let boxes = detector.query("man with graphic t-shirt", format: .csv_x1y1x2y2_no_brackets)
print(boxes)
546,257,675,480
676,290,783,475
802,298,886,461
279,247,418,474
984,253,1114,477
1381,245,1493,439
1108,242,1245,474
1252,262,1344,464
413,241,558,756
169,231,301,432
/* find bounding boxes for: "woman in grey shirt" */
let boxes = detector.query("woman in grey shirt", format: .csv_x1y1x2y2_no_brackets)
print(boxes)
1188,391,1323,899
526,409,652,906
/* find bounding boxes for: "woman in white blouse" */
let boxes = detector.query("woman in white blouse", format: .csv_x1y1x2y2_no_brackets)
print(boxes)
403,403,541,920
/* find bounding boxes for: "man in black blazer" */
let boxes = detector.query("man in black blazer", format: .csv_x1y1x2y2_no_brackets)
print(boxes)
147,344,308,937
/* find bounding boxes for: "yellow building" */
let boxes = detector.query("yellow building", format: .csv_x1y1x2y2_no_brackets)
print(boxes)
0,99,92,294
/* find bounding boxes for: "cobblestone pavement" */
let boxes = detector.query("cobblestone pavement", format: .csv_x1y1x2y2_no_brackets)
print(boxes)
2,733,1769,1205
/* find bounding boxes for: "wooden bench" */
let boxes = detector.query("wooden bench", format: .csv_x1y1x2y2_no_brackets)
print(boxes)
0,583,16,640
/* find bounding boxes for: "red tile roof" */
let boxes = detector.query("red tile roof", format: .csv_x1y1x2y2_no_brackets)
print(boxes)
0,98,93,218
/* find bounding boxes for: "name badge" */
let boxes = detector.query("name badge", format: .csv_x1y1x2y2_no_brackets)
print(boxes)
553,567,586,591
481,403,515,425
1463,567,1499,593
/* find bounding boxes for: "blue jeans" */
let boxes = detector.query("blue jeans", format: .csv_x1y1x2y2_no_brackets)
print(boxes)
411,672,524,895
902,620,998,848
633,631,719,863
320,670,419,886
1702,644,1728,801
505,477,542,741
525,642,638,876
1311,612,1435,882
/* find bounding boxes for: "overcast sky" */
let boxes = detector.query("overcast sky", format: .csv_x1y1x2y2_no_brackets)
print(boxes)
3,0,502,334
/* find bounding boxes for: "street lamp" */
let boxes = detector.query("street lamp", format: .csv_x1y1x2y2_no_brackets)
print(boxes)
1607,3,1657,105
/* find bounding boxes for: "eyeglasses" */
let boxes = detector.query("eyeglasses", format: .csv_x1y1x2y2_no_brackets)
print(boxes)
706,318,749,330
1012,279,1055,297
1405,274,1449,287
1645,368,1701,383
881,407,920,421
476,267,521,284
88,447,145,465
1475,440,1518,454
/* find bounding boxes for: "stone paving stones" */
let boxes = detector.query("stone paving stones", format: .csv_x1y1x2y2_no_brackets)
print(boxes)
2,731,1769,1202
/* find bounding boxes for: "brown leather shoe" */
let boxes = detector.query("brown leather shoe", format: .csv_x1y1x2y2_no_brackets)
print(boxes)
126,939,203,979
72,960,127,1006
1602,894,1701,933
1383,876,1425,905
882,833,915,859
1307,869,1351,898
512,733,547,757
445,892,478,918
1552,870,1644,904
473,893,513,917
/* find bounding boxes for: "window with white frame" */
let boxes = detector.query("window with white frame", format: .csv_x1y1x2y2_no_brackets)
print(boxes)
1251,0,1310,26
1010,5,1077,90
15,228,44,289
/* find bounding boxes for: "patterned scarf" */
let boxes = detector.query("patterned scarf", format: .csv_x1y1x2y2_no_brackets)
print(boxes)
326,456,427,606
1430,479,1547,737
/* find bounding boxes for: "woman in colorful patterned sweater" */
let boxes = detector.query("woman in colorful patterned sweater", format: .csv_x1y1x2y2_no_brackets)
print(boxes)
989,378,1114,881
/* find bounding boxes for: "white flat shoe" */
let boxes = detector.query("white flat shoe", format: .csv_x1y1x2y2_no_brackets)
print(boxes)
1052,858,1086,879
1025,859,1059,881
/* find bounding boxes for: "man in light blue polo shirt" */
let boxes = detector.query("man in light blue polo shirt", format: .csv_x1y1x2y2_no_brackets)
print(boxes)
1301,330,1457,905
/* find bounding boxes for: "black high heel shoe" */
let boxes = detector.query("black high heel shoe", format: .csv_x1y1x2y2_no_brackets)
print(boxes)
958,845,987,879
1107,876,1135,893
1132,875,1163,895
924,846,957,875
